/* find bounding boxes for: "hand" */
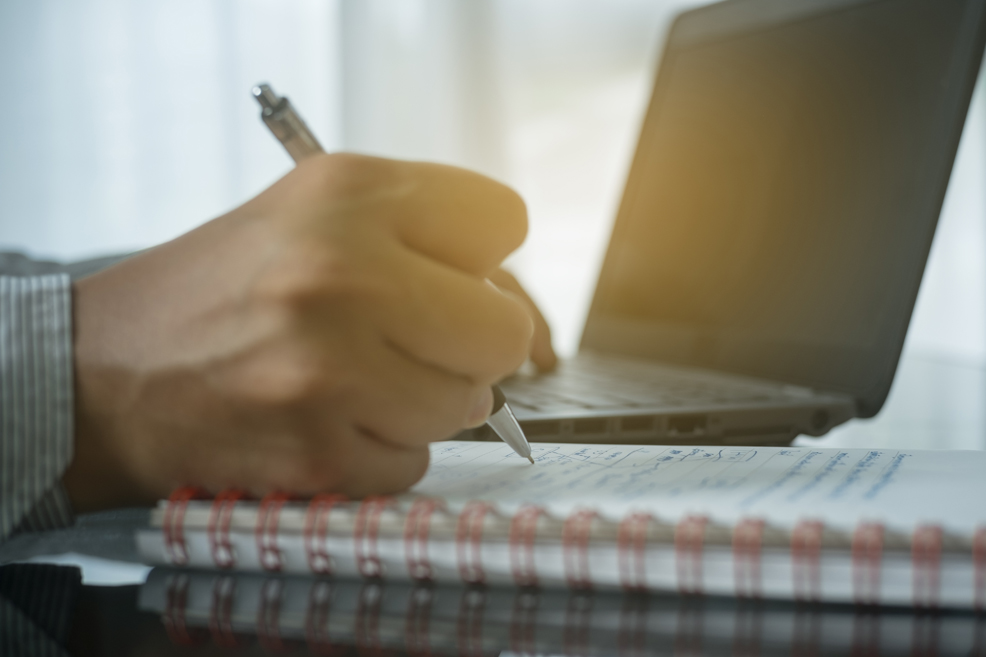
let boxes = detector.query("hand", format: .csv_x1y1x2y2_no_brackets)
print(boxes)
488,268,557,372
64,154,533,511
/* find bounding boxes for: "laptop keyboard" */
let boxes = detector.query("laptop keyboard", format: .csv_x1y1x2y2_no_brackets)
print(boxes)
501,356,796,413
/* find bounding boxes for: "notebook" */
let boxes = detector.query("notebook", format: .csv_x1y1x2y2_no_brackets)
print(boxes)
139,570,986,656
137,441,986,609
455,0,986,446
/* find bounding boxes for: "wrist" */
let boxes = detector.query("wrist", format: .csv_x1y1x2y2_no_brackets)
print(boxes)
63,275,147,512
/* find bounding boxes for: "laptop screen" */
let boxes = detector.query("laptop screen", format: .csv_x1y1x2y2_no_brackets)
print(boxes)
582,0,985,416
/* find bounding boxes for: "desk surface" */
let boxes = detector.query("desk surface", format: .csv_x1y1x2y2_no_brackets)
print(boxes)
797,352,986,451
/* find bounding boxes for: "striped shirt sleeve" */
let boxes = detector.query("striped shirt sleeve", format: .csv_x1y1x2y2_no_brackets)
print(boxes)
0,275,75,541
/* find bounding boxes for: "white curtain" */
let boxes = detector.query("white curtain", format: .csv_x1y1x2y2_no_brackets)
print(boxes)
0,0,983,362
907,76,986,363
0,0,341,259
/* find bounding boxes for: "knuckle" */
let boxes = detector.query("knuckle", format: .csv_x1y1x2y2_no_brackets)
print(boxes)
288,458,336,494
242,345,334,410
342,444,430,497
304,152,402,200
271,363,324,408
257,244,357,310
419,381,484,440
291,438,354,493
383,449,430,494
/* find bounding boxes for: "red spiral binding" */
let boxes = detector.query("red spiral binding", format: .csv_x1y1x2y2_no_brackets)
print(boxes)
973,526,986,611
455,501,499,585
404,498,447,581
162,486,208,566
911,524,943,609
510,505,546,588
562,509,598,589
354,496,395,578
851,522,884,606
208,489,248,569
303,494,349,575
256,492,294,572
208,575,240,648
675,515,708,595
733,517,766,599
791,519,824,603
617,512,654,591
257,578,287,652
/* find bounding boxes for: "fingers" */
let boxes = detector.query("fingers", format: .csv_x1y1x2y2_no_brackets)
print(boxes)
370,244,534,383
245,426,433,499
389,160,529,277
331,436,431,498
286,154,529,278
487,268,558,372
262,154,535,381
348,340,495,447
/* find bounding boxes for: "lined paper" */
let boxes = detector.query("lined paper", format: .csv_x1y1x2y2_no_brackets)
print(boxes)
413,442,986,532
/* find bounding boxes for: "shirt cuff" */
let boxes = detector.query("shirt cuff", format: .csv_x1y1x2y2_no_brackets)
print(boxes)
0,275,75,541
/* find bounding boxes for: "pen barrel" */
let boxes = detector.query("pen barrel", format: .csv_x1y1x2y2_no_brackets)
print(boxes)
260,99,324,163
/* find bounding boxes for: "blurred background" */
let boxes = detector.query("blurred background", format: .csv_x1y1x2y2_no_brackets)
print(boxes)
1,0,983,364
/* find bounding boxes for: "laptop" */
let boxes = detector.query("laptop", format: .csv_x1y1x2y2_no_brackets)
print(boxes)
462,0,986,446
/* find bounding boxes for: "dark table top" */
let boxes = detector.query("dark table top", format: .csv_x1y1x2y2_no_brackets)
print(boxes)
6,562,986,656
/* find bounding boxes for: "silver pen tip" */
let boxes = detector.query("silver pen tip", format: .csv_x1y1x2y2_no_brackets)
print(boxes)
486,393,533,464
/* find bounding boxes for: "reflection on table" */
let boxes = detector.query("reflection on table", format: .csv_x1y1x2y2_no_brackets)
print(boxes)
5,563,983,656
136,568,986,656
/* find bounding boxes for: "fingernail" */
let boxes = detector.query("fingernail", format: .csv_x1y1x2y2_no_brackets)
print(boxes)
465,387,494,428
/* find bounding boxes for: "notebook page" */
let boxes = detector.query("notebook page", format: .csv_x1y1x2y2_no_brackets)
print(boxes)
413,442,986,534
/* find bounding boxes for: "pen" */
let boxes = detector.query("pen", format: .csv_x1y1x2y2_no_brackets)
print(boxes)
252,82,535,465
